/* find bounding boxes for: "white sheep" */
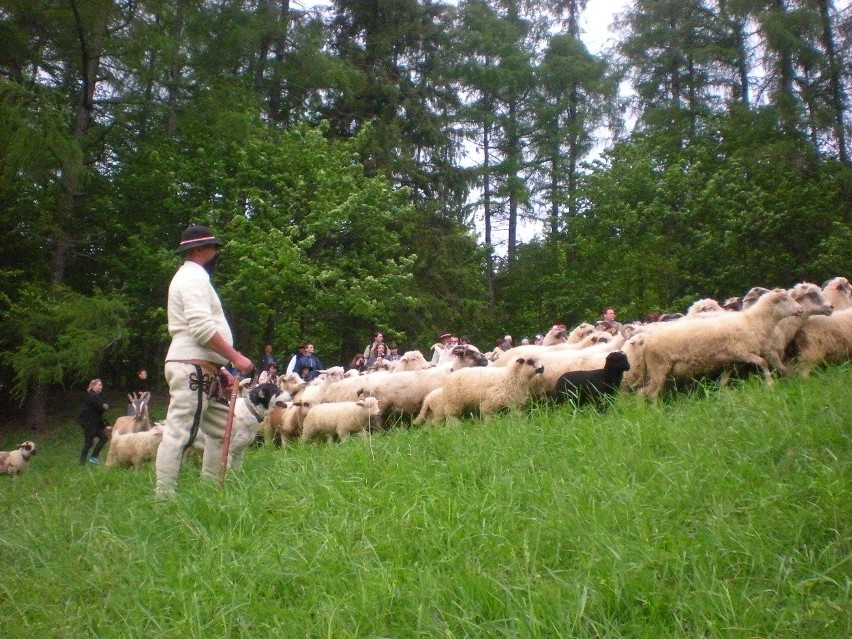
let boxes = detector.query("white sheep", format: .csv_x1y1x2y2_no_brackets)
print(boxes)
368,358,395,373
637,288,803,398
316,350,442,405
110,392,152,437
358,344,489,419
822,276,852,311
687,298,725,315
565,322,597,343
525,335,627,394
787,308,852,377
300,397,382,443
491,324,611,367
0,441,37,476
294,366,346,404
321,352,439,407
414,356,545,424
326,344,487,412
540,324,569,346
392,350,433,372
741,286,770,310
278,372,308,398
765,282,833,374
105,424,165,469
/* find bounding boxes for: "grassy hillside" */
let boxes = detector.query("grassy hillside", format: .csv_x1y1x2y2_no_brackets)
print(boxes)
1,367,850,638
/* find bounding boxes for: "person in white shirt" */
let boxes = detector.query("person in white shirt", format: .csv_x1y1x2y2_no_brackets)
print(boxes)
257,362,279,385
285,344,306,375
430,332,454,366
155,225,253,496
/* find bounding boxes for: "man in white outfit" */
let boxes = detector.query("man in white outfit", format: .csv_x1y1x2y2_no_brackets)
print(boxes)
155,225,254,496
430,332,454,366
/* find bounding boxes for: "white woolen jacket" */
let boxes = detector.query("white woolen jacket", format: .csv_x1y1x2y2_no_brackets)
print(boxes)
165,261,232,364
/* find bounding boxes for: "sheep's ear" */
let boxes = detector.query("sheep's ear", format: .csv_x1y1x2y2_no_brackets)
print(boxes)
355,400,364,407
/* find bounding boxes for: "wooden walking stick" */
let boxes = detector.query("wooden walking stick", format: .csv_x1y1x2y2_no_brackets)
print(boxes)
218,377,239,488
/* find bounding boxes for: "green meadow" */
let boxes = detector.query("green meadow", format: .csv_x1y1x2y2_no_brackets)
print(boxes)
1,367,849,638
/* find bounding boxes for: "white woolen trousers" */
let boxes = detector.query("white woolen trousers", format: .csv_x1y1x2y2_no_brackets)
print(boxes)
155,362,228,495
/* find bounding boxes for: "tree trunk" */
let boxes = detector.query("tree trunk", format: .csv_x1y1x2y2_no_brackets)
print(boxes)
28,0,108,433
23,385,47,433
506,100,518,264
817,0,848,163
483,118,495,311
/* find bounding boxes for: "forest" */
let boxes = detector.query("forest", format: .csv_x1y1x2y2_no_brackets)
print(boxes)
0,0,850,430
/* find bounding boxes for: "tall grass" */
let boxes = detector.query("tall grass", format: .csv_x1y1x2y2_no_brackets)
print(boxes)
1,367,849,638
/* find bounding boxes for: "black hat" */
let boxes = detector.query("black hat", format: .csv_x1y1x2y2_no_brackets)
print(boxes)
176,225,224,253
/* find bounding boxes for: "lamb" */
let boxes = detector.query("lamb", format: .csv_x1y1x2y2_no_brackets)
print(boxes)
105,424,165,469
521,335,627,394
300,397,382,443
822,276,852,311
552,351,631,408
637,288,803,398
787,309,852,377
414,356,544,424
0,441,37,476
265,400,312,444
110,392,152,437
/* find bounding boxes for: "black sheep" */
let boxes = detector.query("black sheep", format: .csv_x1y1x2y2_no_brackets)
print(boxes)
553,351,631,408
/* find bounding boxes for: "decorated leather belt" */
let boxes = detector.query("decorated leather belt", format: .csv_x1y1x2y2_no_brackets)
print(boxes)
166,359,223,377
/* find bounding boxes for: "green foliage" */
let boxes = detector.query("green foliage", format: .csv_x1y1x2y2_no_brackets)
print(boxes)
191,123,422,360
546,113,852,319
0,285,129,402
0,0,849,396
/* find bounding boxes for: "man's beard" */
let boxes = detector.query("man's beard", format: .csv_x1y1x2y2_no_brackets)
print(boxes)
203,254,220,277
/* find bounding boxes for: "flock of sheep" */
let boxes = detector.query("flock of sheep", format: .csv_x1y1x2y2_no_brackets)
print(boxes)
260,276,852,445
3,277,848,476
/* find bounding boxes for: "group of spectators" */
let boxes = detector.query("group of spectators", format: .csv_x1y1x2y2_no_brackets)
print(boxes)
254,341,325,385
357,331,402,370
251,306,624,386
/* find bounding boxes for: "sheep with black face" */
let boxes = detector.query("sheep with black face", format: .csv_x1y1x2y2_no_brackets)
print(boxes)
553,351,630,409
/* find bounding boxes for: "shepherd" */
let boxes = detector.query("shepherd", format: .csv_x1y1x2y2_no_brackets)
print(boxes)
154,225,254,497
